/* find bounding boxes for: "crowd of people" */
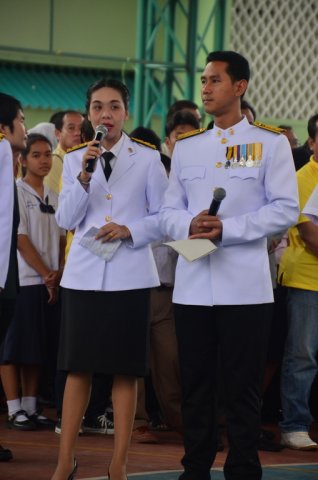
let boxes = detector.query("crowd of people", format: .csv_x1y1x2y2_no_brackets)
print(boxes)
0,49,317,480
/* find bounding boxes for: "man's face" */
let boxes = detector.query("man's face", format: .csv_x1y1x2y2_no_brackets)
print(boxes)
56,112,83,151
1,109,27,153
283,129,299,149
200,61,246,117
309,129,318,162
166,124,197,156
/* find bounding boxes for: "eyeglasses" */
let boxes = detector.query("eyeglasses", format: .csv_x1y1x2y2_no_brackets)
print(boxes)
37,196,55,214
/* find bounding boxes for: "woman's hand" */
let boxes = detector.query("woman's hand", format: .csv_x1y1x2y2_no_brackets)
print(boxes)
95,222,131,243
79,140,102,182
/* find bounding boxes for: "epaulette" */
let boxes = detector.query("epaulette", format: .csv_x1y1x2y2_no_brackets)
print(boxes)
67,142,89,153
177,127,207,141
0,133,6,142
253,122,284,134
130,137,157,149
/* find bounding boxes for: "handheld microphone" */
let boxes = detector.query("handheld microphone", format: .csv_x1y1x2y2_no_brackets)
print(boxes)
85,124,108,172
208,187,226,216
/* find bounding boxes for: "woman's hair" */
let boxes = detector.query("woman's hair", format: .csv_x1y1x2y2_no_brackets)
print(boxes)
85,78,130,112
21,133,52,159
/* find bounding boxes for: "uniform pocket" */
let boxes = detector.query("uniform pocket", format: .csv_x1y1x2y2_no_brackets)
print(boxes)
180,165,206,181
228,167,259,180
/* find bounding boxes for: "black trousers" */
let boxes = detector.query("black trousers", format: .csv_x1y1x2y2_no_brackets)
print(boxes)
174,303,272,480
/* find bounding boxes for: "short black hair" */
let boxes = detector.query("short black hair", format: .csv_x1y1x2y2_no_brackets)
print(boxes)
307,114,318,140
206,51,250,83
165,110,200,137
166,99,199,122
54,110,83,131
241,99,256,121
86,78,130,112
0,92,23,132
49,110,66,128
130,126,161,151
81,116,95,142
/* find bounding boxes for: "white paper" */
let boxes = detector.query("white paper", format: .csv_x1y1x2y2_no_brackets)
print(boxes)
164,239,217,262
79,226,122,261
302,185,318,224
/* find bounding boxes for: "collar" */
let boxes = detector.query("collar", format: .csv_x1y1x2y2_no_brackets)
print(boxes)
17,178,51,201
211,116,250,144
101,131,126,158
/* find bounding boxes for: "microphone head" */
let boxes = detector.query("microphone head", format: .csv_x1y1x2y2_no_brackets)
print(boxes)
95,124,108,139
213,187,226,202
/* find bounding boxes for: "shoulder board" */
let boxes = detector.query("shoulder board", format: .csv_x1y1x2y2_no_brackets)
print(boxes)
177,128,207,141
67,142,89,153
130,137,157,149
253,122,284,134
0,133,6,142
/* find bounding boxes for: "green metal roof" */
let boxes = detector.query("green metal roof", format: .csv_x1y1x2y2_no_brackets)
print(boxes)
0,64,134,111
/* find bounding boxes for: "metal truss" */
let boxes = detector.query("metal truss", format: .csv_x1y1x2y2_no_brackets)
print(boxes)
133,0,227,133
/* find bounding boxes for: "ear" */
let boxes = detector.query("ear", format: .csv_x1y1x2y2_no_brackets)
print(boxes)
308,137,314,151
235,79,248,98
0,123,8,134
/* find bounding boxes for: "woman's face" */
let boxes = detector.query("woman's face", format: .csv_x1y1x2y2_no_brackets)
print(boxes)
22,140,52,178
88,87,128,148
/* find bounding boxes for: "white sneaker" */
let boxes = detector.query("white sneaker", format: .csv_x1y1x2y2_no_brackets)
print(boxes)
281,431,318,450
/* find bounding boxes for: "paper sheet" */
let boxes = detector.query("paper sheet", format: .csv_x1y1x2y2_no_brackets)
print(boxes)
79,226,122,261
164,239,217,262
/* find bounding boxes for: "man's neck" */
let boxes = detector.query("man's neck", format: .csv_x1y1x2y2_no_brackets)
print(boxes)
213,110,243,131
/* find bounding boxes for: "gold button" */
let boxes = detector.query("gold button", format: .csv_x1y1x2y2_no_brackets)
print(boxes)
215,162,223,168
220,138,228,144
105,194,112,200
228,128,235,135
216,130,222,137
105,216,111,222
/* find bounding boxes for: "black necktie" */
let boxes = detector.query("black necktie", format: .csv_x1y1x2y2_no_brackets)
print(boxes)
102,151,114,180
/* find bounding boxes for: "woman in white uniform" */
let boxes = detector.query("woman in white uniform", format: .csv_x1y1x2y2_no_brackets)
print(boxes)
51,79,168,480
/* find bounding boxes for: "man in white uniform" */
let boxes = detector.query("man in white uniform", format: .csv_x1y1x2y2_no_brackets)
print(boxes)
0,92,27,461
160,51,299,480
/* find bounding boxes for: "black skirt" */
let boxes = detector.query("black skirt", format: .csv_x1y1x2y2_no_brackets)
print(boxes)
0,284,61,365
58,288,150,376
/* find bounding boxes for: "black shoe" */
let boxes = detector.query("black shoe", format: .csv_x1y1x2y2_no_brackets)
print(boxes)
28,410,56,429
258,432,284,452
68,459,77,480
7,410,36,431
0,445,13,462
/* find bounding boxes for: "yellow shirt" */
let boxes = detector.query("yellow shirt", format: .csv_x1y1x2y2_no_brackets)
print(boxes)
279,156,318,291
44,144,65,194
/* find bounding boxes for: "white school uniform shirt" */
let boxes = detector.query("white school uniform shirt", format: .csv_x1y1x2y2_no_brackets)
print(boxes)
0,137,14,288
56,132,169,291
160,116,299,306
17,179,65,286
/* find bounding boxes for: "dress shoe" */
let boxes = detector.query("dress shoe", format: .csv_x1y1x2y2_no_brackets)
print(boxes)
0,445,13,462
28,410,56,429
7,409,36,431
68,459,77,480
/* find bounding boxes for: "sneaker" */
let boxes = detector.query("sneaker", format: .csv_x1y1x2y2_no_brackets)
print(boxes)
280,431,318,451
132,425,159,444
83,414,108,434
7,409,36,431
105,414,114,435
55,418,83,435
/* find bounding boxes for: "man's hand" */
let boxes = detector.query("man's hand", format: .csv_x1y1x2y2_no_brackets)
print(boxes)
189,209,223,241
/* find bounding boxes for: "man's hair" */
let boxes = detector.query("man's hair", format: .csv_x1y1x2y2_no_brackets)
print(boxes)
307,114,318,140
54,110,83,131
86,78,130,112
165,110,200,137
166,99,199,122
130,126,161,151
0,92,23,132
49,110,66,129
241,99,256,121
206,51,250,83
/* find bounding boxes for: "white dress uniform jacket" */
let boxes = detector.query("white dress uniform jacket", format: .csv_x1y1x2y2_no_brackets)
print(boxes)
160,117,299,306
0,137,14,288
56,133,168,291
